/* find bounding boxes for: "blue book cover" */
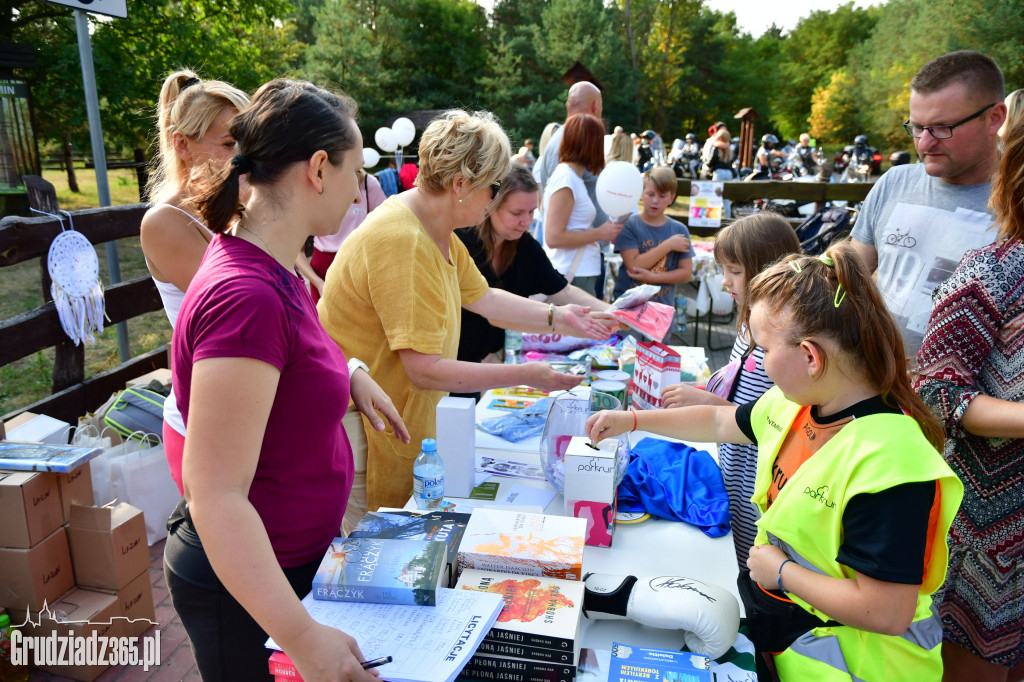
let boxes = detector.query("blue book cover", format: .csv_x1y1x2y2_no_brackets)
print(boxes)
312,537,447,606
0,441,101,473
611,642,712,682
349,511,470,586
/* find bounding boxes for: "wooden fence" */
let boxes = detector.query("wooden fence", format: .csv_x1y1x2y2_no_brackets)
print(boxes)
668,179,874,235
0,204,165,424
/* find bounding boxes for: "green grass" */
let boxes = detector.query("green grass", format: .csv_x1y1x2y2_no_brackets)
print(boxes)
46,165,145,210
0,167,170,416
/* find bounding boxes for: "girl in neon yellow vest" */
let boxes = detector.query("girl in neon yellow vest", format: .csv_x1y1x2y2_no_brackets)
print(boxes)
588,243,964,681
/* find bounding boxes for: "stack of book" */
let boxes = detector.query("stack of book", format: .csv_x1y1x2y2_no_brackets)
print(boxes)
455,568,584,682
348,510,471,587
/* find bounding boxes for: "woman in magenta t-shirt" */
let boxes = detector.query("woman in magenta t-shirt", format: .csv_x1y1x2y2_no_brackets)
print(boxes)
166,79,408,682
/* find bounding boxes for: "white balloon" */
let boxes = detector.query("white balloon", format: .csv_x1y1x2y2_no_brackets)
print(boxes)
596,161,644,218
375,127,398,152
392,117,416,147
362,147,381,168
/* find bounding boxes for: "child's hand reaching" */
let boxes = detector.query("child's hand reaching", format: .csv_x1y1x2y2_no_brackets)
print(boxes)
662,383,723,408
586,409,633,444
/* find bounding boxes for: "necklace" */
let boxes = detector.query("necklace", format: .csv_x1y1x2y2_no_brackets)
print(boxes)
239,224,274,258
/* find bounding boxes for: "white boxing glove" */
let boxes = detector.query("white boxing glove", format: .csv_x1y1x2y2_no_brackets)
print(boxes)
583,573,740,660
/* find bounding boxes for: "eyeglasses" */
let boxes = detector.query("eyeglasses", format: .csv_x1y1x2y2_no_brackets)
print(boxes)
489,181,502,200
903,103,996,139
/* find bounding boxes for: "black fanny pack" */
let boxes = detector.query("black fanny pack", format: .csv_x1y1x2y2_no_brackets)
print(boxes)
736,569,841,654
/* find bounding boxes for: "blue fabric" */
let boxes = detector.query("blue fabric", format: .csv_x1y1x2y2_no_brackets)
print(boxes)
617,436,732,537
376,167,400,197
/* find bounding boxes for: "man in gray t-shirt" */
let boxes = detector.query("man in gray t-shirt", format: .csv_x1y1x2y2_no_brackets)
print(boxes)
851,50,1007,358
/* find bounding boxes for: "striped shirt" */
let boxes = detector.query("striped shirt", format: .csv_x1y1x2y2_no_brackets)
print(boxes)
720,329,774,568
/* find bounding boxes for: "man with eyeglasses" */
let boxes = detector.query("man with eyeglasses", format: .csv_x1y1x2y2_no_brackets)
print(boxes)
851,50,1007,358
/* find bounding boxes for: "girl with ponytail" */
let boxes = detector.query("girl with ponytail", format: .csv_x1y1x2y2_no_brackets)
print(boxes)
140,69,248,493
587,242,963,681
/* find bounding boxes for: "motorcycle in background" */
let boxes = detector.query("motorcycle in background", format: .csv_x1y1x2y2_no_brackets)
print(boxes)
840,135,881,183
669,134,701,179
787,144,823,178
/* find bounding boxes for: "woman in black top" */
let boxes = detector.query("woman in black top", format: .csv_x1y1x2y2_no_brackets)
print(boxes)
456,164,610,364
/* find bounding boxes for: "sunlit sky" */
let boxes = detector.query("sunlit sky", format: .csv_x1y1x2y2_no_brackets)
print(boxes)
705,0,881,36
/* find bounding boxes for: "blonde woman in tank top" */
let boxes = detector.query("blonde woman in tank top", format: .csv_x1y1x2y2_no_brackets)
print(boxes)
140,70,249,493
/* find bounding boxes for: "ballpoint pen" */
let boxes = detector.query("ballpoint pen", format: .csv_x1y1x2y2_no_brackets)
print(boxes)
361,656,392,670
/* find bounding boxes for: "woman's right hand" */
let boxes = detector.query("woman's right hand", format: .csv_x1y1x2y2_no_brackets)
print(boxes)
520,362,585,391
593,220,624,243
287,622,380,682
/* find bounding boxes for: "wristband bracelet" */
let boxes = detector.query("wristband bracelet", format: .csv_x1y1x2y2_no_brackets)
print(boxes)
777,558,794,595
547,303,555,329
630,409,638,432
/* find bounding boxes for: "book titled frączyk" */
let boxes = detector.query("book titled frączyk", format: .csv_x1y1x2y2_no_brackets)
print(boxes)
312,537,447,606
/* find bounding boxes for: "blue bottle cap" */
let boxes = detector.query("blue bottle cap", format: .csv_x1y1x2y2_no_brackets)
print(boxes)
421,438,437,452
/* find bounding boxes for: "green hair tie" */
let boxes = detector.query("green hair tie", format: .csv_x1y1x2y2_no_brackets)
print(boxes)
818,254,835,267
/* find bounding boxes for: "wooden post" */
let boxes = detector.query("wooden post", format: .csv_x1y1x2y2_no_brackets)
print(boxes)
734,108,760,171
133,148,148,201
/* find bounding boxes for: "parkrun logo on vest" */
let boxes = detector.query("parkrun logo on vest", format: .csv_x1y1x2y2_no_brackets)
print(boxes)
803,483,836,508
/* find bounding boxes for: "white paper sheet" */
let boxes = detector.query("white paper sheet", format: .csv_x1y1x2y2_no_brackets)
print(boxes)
267,588,504,682
500,483,557,509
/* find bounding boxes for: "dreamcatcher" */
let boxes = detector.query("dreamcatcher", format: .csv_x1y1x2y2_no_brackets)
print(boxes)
33,208,106,345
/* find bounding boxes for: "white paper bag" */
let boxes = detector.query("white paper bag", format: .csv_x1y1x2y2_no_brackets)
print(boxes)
629,341,682,410
109,438,179,545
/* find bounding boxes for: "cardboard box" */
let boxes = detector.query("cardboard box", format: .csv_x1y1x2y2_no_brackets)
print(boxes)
9,588,125,681
0,470,63,548
563,437,617,547
96,570,156,638
4,412,71,445
0,526,75,611
56,462,94,524
126,367,171,390
436,396,476,498
68,503,149,590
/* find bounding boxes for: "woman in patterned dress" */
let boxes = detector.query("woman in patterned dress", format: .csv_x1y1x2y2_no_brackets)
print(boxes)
914,118,1024,681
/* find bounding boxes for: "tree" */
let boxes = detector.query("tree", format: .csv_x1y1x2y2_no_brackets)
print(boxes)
809,68,860,143
533,0,637,133
9,0,296,156
771,3,879,140
305,0,487,134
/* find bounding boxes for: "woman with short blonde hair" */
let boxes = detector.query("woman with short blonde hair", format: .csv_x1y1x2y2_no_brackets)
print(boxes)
320,109,612,523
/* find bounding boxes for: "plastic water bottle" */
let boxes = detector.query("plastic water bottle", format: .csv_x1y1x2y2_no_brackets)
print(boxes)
505,329,523,364
413,438,444,510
